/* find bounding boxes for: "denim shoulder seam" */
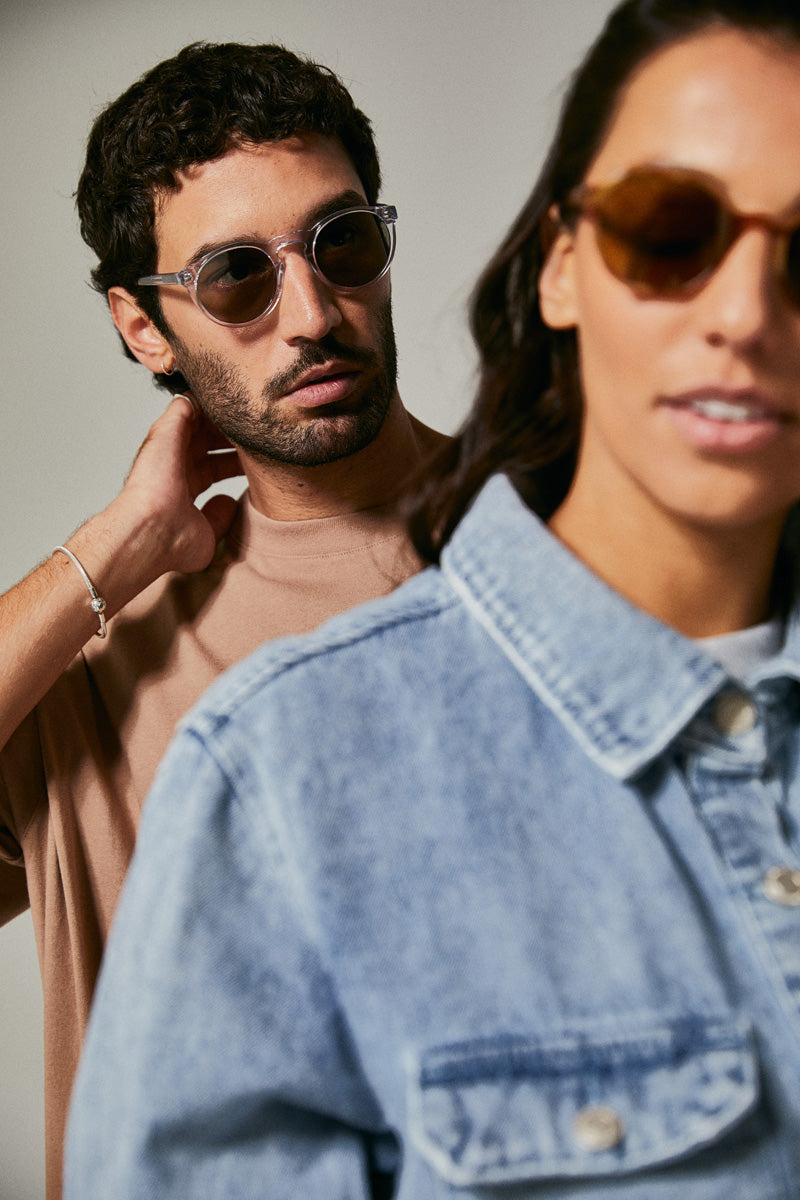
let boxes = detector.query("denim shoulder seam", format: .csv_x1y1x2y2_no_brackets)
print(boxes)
186,575,458,742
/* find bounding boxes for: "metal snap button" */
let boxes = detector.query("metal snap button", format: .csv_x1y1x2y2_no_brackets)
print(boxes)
572,1105,625,1152
763,865,800,907
712,690,757,737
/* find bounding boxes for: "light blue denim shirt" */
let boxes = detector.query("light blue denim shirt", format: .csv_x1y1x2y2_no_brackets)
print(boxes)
65,475,800,1199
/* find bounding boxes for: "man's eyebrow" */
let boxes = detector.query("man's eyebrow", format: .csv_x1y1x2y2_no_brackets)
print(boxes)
304,189,368,226
183,189,369,267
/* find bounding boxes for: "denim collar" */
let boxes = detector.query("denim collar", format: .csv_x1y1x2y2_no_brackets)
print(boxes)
441,475,800,781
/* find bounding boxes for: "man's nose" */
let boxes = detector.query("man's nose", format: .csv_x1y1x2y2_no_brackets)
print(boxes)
275,248,343,344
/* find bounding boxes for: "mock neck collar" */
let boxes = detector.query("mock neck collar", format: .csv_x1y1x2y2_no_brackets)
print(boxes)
227,489,406,561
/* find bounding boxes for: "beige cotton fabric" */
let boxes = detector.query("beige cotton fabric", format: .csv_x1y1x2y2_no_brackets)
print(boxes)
0,492,420,1200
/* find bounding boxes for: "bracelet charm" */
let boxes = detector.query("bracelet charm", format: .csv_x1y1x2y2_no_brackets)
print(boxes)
53,546,108,639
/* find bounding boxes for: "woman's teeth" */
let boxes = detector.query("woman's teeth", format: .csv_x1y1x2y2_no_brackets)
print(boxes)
689,398,763,423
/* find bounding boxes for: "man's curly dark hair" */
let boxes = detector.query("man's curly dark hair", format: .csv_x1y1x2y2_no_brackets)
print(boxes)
76,41,381,387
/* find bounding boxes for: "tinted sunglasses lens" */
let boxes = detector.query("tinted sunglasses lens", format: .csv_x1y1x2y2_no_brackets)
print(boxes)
196,247,277,323
593,174,725,295
315,211,392,288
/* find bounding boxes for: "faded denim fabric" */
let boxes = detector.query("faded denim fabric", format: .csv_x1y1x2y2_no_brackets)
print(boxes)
65,475,800,1198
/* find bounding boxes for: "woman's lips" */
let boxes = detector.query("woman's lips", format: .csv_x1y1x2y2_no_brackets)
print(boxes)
660,389,789,453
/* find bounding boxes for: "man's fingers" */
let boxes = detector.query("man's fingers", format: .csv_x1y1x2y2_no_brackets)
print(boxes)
207,449,244,482
199,493,239,541
198,425,237,453
172,393,237,452
189,449,243,504
172,392,200,421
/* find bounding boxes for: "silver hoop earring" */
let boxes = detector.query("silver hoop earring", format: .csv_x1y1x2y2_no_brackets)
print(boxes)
161,359,175,376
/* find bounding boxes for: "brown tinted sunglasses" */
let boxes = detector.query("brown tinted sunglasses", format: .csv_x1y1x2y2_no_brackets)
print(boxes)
562,167,800,304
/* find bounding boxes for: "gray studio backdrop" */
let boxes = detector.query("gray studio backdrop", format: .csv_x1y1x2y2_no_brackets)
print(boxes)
1,1,614,1194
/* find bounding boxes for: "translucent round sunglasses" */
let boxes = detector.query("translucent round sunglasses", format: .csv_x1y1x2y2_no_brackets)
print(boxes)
137,203,397,327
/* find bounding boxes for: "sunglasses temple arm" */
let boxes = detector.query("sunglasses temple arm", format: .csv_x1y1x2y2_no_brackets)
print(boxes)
137,269,193,287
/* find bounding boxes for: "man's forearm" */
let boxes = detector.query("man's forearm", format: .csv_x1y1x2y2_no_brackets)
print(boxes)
0,395,242,754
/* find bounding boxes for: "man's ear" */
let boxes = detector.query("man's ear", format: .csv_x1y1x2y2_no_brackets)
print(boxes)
538,219,579,331
108,287,174,374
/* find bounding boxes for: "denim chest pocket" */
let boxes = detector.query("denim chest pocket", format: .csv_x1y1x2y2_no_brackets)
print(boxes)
406,1017,764,1191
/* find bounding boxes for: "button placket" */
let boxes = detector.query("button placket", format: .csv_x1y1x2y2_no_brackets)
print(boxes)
680,687,800,1020
712,690,758,738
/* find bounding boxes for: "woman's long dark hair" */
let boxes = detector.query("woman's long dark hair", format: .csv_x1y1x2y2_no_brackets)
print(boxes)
408,0,800,562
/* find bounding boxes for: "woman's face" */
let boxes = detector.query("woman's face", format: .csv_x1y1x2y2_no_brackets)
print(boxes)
541,27,800,545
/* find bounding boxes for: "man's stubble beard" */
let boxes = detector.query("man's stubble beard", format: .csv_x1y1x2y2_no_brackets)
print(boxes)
170,299,398,468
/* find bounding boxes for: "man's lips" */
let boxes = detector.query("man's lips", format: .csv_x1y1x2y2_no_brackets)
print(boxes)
280,361,363,409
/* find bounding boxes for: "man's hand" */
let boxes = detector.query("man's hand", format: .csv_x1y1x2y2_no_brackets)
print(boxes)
112,393,244,579
0,395,245,752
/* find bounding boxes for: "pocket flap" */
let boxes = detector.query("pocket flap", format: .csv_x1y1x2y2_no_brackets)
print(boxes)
407,1017,757,1186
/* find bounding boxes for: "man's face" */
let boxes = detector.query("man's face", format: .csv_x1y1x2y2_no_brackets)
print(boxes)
152,134,398,467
